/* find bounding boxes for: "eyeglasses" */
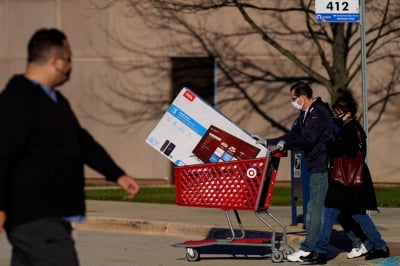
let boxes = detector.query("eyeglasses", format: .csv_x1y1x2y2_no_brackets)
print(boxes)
333,111,345,118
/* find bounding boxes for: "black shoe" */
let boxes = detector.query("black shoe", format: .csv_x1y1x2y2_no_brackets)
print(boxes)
365,246,390,260
300,251,315,262
302,252,327,265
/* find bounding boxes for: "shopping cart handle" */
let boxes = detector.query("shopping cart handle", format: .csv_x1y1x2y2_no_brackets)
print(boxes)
268,145,288,157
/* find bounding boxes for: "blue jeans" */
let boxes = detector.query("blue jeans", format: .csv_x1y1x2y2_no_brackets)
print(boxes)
300,172,328,252
314,209,365,252
314,207,341,253
315,208,387,253
352,214,387,250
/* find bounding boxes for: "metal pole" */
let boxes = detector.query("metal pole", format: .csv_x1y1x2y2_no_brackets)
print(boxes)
360,0,368,163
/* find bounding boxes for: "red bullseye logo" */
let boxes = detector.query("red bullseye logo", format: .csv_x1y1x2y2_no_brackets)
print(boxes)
246,168,257,178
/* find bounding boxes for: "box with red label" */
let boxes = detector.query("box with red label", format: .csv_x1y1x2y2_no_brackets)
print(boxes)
192,125,261,163
145,87,266,166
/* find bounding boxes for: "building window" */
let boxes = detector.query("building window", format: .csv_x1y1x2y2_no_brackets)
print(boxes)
171,57,217,106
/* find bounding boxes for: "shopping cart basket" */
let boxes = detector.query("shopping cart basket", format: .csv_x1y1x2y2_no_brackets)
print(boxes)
172,148,294,262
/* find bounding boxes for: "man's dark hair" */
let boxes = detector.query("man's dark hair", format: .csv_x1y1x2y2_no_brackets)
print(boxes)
290,82,313,98
27,28,67,63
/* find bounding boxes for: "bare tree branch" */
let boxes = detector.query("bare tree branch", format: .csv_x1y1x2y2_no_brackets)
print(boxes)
87,0,400,134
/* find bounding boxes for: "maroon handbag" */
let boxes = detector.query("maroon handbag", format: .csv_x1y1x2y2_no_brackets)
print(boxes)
331,124,364,186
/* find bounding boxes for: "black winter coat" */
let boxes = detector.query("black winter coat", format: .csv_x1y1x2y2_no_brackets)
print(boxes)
0,75,125,228
325,119,378,211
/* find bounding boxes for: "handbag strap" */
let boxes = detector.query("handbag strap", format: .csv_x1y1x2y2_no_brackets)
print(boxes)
350,122,363,151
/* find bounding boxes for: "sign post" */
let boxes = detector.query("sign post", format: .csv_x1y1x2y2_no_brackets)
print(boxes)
315,0,368,162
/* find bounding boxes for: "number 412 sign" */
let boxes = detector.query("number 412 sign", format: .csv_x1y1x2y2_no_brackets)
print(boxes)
315,0,359,23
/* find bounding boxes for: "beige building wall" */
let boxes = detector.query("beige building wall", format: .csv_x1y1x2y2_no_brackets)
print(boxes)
0,0,171,183
0,0,399,183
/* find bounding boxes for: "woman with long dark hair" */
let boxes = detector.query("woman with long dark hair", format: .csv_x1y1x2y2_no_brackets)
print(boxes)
304,90,389,264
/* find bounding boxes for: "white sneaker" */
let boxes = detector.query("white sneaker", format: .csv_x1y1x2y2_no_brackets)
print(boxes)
347,243,368,259
287,249,311,262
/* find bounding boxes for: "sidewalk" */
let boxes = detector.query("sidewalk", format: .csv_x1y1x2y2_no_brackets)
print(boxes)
76,200,400,265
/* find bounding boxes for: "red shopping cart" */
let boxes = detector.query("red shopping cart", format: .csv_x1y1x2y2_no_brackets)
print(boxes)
172,149,294,262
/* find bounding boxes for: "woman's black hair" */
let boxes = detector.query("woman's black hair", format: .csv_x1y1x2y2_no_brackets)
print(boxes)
332,89,358,117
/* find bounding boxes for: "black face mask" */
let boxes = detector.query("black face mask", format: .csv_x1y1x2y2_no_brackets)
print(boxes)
334,118,344,128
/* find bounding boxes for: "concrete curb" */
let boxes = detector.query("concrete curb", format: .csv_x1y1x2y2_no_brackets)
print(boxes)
74,216,303,250
75,216,213,239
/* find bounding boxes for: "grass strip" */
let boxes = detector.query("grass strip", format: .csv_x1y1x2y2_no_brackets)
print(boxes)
85,185,400,207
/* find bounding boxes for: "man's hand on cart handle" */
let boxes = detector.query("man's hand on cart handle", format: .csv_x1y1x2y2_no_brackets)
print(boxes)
268,140,286,152
251,134,267,147
276,140,286,150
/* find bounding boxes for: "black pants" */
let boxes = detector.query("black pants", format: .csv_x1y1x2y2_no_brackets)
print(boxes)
338,211,368,242
6,217,79,266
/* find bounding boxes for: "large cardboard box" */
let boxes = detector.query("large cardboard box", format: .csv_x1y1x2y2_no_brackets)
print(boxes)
145,88,266,165
192,125,261,163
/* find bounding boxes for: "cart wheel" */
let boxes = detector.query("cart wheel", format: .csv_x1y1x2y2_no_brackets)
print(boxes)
271,249,284,263
283,245,295,257
185,247,200,262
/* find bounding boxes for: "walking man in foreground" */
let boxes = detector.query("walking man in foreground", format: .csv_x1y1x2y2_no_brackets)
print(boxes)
0,28,140,265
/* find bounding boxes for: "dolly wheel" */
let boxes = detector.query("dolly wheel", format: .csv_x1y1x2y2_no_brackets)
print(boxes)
271,249,284,263
186,248,200,262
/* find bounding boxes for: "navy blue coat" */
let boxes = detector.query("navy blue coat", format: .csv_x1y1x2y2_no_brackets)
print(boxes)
268,97,333,173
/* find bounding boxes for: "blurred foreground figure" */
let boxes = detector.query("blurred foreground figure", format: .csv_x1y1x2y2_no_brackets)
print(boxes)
0,28,140,266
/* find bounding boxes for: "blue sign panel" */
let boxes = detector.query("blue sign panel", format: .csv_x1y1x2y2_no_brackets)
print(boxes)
315,13,359,22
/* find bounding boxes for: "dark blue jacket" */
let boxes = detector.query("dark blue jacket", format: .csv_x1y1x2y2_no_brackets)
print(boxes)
267,97,333,173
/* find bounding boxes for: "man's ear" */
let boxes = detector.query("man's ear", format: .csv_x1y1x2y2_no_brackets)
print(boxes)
298,95,305,104
49,55,60,68
49,55,64,74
